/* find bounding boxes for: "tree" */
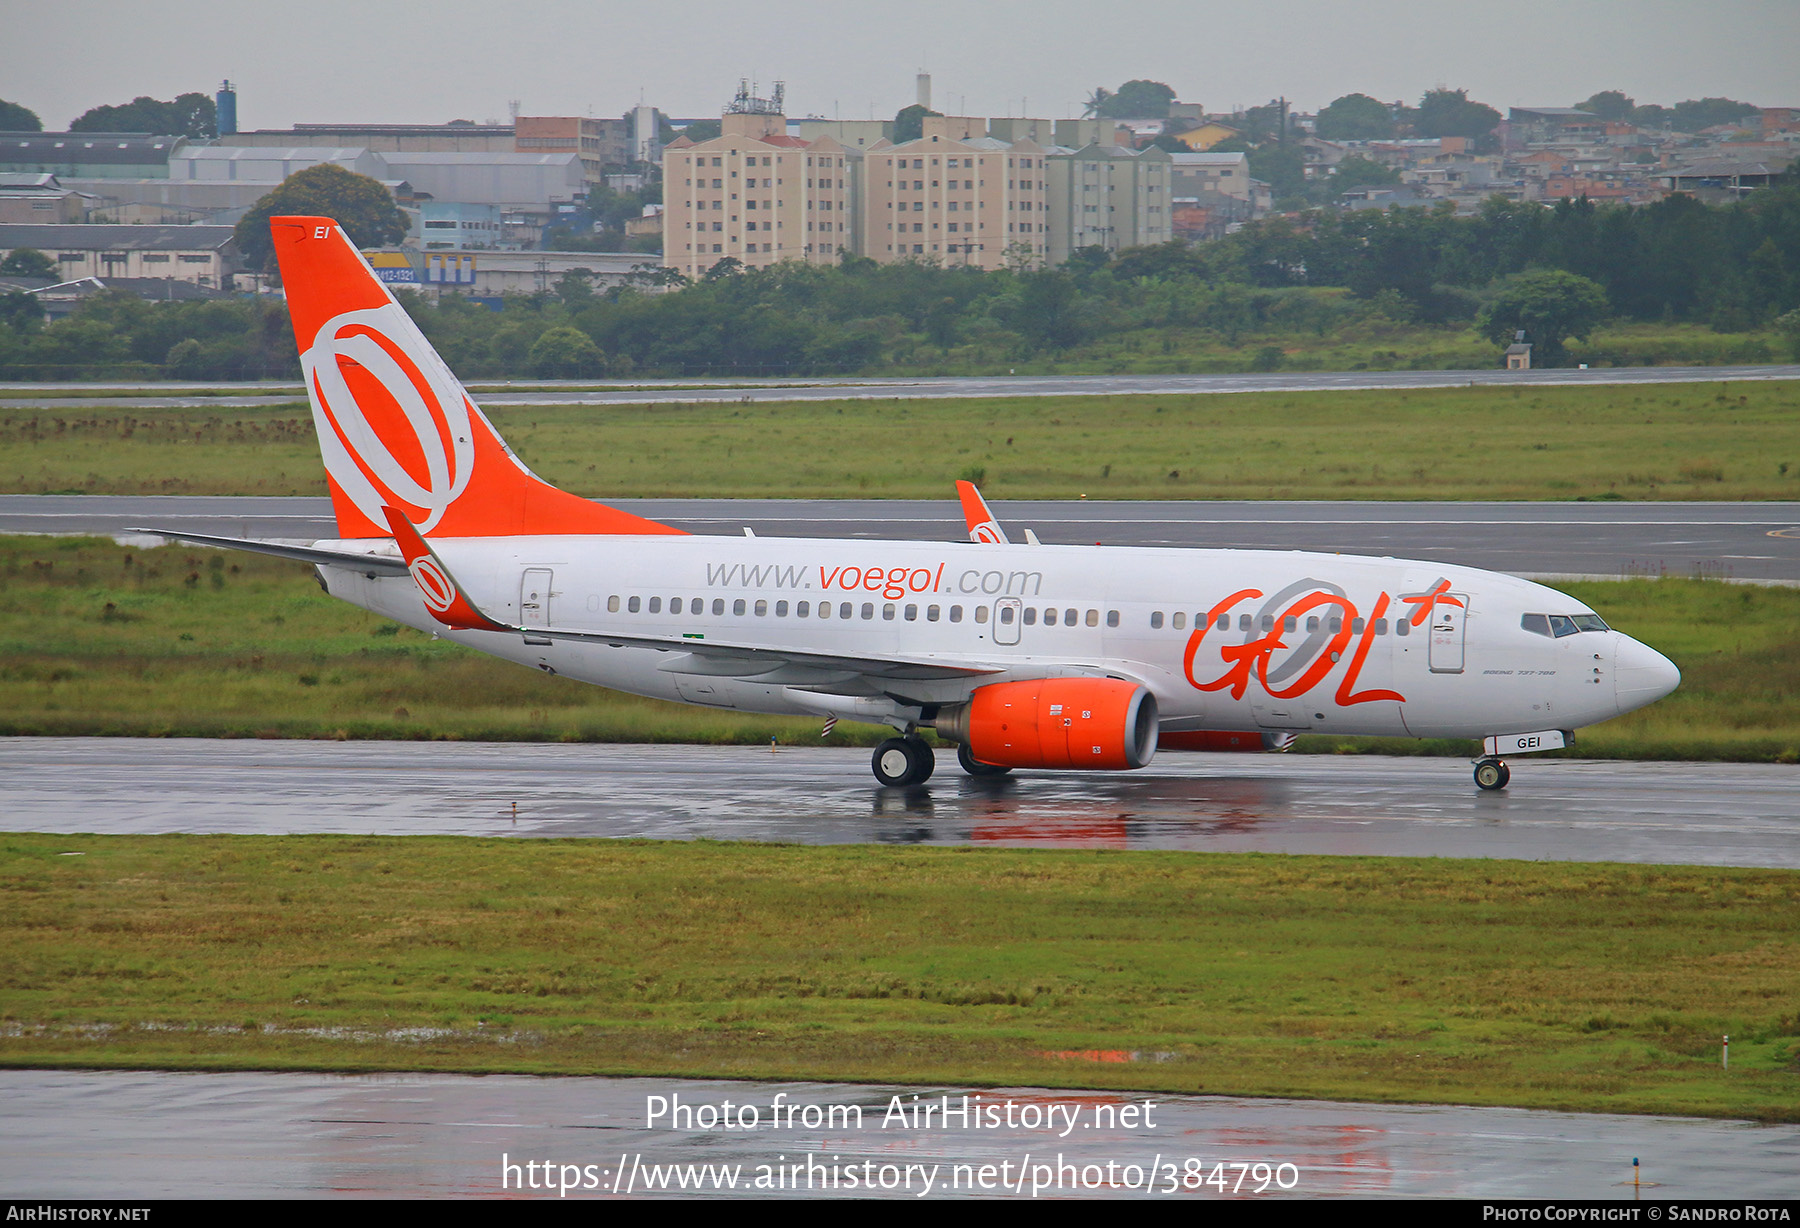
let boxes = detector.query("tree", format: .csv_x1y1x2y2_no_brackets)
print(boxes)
528,325,603,377
681,118,721,143
1095,80,1176,119
1413,88,1502,140
233,164,410,275
1247,143,1306,203
1476,269,1609,366
892,104,942,144
0,291,45,333
71,92,216,138
1669,97,1759,133
1315,93,1395,141
0,99,42,131
1,248,57,279
1574,91,1635,122
1328,155,1401,198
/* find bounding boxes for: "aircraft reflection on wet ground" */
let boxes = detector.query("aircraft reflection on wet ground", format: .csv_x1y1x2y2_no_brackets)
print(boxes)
863,773,1287,848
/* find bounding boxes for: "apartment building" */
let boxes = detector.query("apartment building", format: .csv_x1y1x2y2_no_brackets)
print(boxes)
661,112,857,278
863,115,1049,270
1045,143,1172,264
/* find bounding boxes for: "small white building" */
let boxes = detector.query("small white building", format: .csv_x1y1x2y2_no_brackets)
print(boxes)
0,223,241,287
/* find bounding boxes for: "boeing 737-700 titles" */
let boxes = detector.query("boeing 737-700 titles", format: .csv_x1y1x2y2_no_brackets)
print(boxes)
142,217,1681,790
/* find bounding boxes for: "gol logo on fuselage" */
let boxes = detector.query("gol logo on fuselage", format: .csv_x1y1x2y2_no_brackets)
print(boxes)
302,304,475,533
1182,577,1464,707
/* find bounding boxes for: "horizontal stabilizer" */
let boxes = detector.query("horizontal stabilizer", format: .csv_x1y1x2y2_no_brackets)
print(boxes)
128,528,411,575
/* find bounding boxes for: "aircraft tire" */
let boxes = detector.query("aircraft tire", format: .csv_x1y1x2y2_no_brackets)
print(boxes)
873,737,930,787
1473,758,1510,790
957,742,1013,777
907,736,937,783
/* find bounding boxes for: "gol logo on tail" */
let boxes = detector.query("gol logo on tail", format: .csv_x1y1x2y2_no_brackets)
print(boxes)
302,304,475,533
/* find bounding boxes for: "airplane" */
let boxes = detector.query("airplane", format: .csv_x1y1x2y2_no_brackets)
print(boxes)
139,216,1681,792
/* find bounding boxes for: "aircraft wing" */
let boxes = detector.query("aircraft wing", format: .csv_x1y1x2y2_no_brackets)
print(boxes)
128,528,412,576
379,508,1005,685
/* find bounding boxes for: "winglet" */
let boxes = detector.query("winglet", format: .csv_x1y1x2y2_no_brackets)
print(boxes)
382,505,507,632
955,480,1009,544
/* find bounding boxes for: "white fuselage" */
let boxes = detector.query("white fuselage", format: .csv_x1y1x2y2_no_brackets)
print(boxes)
319,533,1677,741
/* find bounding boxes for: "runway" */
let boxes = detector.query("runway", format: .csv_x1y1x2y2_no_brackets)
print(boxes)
4,494,1797,583
3,1069,1795,1199
3,363,1796,409
4,739,1795,869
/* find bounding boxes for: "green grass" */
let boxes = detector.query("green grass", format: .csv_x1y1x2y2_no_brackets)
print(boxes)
2,835,1796,1120
905,318,1790,377
1,536,1795,760
4,381,1799,500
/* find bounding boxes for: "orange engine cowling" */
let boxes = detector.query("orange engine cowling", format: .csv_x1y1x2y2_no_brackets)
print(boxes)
1157,730,1295,753
934,678,1158,770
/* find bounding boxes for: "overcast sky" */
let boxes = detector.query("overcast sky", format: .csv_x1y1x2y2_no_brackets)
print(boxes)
5,0,1796,130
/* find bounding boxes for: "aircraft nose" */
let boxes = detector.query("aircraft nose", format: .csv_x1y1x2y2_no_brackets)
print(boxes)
1614,635,1680,714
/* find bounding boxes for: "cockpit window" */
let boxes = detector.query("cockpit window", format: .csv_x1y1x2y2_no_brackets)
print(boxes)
1524,612,1610,638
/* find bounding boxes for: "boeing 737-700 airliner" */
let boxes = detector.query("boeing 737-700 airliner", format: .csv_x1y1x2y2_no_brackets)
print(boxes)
142,217,1680,790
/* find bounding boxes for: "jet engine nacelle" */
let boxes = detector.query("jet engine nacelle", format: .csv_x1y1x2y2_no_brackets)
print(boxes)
1157,730,1295,753
932,678,1159,770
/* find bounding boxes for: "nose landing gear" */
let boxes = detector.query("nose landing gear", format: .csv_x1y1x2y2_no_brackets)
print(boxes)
1473,757,1511,791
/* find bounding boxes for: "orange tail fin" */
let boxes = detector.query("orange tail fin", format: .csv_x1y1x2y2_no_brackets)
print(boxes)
272,216,683,540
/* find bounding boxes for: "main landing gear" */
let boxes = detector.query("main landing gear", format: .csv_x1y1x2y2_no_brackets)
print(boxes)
872,736,936,787
1473,757,1512,791
957,742,1013,778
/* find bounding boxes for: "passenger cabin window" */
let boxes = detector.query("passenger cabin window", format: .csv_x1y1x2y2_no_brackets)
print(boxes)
975,606,989,624
627,596,640,613
608,595,620,612
1106,610,1120,627
1149,611,1163,629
